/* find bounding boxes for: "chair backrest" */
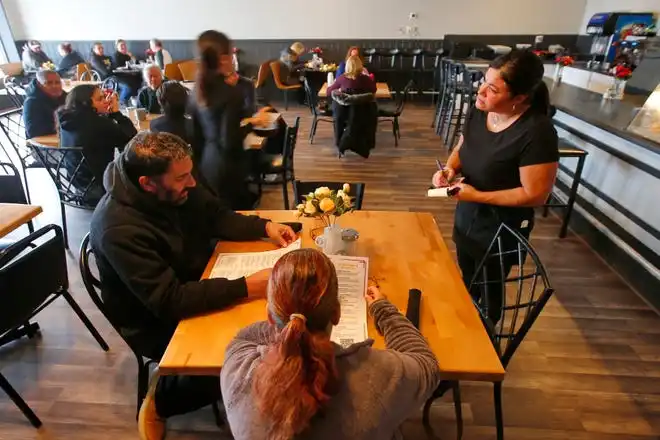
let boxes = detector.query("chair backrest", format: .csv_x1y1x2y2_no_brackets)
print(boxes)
78,232,119,329
164,62,183,81
0,225,68,335
30,144,98,209
0,108,31,168
470,223,554,369
255,60,272,89
397,80,415,113
0,162,28,204
75,63,89,80
281,116,300,175
269,61,288,89
80,69,101,81
302,77,318,116
177,60,198,81
293,181,366,210
3,77,27,109
101,77,118,92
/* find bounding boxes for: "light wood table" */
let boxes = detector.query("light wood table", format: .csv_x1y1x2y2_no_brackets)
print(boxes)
28,114,266,151
318,82,391,99
0,203,42,238
61,80,101,93
158,210,505,382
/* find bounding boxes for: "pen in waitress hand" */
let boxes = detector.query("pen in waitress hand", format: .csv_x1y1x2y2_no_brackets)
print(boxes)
435,159,444,172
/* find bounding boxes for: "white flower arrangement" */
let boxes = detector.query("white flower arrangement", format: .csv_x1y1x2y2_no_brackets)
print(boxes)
296,183,354,226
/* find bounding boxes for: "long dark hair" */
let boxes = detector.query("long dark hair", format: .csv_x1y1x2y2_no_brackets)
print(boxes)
58,84,98,116
195,30,230,106
157,81,188,118
253,248,340,440
490,50,553,116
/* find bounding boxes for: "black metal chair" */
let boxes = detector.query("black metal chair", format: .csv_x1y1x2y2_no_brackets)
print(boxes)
257,117,300,209
0,224,110,428
293,181,365,210
29,144,99,248
423,224,554,440
0,108,35,204
78,233,156,419
78,232,224,425
378,80,414,147
303,77,332,144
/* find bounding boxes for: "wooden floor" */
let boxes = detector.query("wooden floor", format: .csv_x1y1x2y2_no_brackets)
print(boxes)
3,103,660,439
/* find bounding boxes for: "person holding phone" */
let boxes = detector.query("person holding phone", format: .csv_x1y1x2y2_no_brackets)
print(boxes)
57,84,137,204
221,248,441,440
431,51,558,323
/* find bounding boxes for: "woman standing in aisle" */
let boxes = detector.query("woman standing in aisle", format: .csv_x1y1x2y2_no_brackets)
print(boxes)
190,30,269,209
431,51,558,323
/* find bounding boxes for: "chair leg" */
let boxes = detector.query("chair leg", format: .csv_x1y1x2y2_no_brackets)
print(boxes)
60,201,69,250
542,193,552,217
60,289,110,351
211,401,224,427
282,179,289,210
494,381,504,440
394,117,401,139
0,372,42,428
452,381,464,440
136,358,149,420
310,117,318,144
284,90,289,110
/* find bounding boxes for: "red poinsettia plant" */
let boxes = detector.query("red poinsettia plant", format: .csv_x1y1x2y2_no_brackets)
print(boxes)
232,47,239,54
613,64,633,80
145,48,155,57
310,47,323,55
555,55,574,67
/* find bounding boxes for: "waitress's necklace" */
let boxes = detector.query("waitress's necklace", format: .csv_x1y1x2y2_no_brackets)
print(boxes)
489,112,516,128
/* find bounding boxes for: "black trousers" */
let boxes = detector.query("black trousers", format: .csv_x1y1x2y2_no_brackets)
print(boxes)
155,375,222,418
456,245,514,325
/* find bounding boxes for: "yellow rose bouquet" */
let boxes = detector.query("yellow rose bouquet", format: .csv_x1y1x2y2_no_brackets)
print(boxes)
296,183,354,227
41,61,56,70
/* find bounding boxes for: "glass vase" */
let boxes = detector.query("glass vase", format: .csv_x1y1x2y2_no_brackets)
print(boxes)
553,65,564,84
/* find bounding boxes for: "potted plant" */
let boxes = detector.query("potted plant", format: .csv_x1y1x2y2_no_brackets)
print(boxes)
606,64,633,100
296,184,355,254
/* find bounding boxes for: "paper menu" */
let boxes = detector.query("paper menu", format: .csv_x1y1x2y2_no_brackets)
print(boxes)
209,238,302,280
328,255,369,348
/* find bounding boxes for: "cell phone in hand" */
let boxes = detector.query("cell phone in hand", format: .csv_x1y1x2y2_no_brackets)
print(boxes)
281,222,303,233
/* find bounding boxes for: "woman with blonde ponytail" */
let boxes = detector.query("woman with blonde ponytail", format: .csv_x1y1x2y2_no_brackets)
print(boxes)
190,30,270,209
221,249,441,440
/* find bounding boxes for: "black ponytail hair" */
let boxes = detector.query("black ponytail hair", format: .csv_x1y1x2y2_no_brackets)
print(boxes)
490,50,555,117
195,30,231,107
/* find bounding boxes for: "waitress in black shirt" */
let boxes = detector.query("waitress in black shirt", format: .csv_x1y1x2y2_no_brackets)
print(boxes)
432,51,559,323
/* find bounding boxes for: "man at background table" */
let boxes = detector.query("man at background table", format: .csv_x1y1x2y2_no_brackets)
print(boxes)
23,69,66,139
90,131,296,440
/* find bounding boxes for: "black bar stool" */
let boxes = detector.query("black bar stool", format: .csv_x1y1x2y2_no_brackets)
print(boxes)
543,141,589,238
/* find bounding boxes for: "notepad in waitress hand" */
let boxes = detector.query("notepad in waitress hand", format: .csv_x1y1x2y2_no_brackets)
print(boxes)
427,177,464,198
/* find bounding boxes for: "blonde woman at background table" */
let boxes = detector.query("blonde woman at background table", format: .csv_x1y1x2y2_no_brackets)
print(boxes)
221,248,441,440
431,51,558,324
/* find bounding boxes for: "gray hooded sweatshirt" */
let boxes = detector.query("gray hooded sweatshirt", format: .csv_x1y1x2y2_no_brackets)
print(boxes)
220,299,441,440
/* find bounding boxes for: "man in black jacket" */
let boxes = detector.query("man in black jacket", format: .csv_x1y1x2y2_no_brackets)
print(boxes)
90,131,295,439
23,70,67,139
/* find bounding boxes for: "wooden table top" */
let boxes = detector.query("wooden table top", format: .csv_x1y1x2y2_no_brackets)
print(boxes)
158,210,505,382
28,113,265,150
0,204,42,238
318,82,391,99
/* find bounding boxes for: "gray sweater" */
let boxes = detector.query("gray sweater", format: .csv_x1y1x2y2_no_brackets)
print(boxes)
220,299,441,440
